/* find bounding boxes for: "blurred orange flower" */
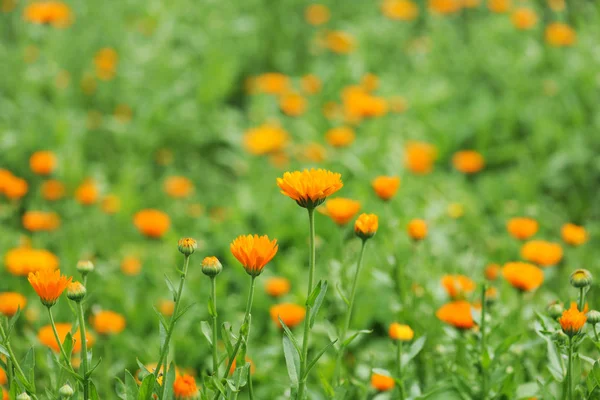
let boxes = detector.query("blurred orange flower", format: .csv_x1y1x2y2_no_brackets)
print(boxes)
277,169,343,208
405,141,437,174
325,31,355,54
22,211,61,232
436,300,475,329
485,263,500,281
1,173,28,200
372,176,400,201
323,198,361,226
94,48,118,80
487,0,510,13
511,8,537,30
407,219,427,241
325,127,355,148
270,303,306,328
301,74,322,95
41,179,65,201
5,247,59,276
133,209,170,238
280,92,307,117
91,310,126,335
173,374,199,399
254,73,290,95
545,23,576,47
244,124,289,155
0,292,27,316
441,275,475,299
101,194,121,214
506,217,538,240
342,86,388,120
502,262,544,291
382,0,419,20
158,299,175,316
389,323,414,341
452,150,484,174
121,256,142,276
265,277,291,297
38,323,95,353
230,234,278,277
229,357,256,376
428,0,462,14
301,142,327,163
371,372,395,391
30,151,57,175
28,268,72,308
75,179,99,205
520,240,563,267
164,176,194,199
305,4,330,25
23,1,72,28
561,223,587,246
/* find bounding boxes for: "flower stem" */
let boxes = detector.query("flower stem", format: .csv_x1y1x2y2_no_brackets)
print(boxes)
578,287,585,312
297,207,317,400
593,325,599,342
480,285,488,400
231,277,257,400
47,307,75,372
397,341,405,400
566,336,573,400
77,302,90,400
211,276,219,375
0,319,36,395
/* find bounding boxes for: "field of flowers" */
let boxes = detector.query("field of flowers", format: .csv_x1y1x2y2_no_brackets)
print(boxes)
1,0,599,399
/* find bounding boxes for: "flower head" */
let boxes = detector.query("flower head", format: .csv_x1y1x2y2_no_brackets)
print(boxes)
265,277,291,297
570,269,592,289
559,303,587,337
323,198,361,226
407,219,427,241
230,235,278,277
164,176,194,199
511,8,537,30
485,264,500,281
452,150,484,174
30,151,57,175
41,180,65,201
133,209,171,238
371,372,395,391
121,256,142,276
301,74,322,95
520,240,563,267
5,247,59,276
277,169,343,209
305,4,330,25
382,0,419,20
545,23,576,47
38,323,95,353
405,141,437,174
388,323,414,341
201,256,223,277
502,262,544,292
22,211,61,232
325,127,355,148
507,217,538,240
441,275,476,299
178,238,197,256
101,194,121,214
23,1,72,28
75,179,98,205
66,281,86,302
487,0,510,13
91,310,126,335
372,176,400,201
325,31,355,54
354,213,379,240
0,292,27,316
173,374,199,399
270,303,306,328
428,0,462,14
94,48,118,80
28,269,71,307
436,300,475,329
561,223,587,246
279,93,307,117
244,124,289,155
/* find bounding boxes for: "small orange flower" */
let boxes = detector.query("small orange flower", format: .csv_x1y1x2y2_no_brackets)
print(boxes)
561,223,587,246
280,93,307,117
101,194,121,214
341,86,388,120
325,127,355,148
305,4,330,25
94,48,118,80
270,303,306,328
485,263,500,281
301,74,322,95
277,169,343,209
372,176,400,201
158,299,175,316
354,213,379,240
121,256,142,276
507,217,538,240
0,292,27,316
325,31,355,54
244,124,289,155
407,219,427,241
389,323,414,341
133,209,171,238
452,150,484,174
487,0,510,13
28,268,71,307
559,302,586,337
371,372,395,391
22,211,61,232
520,240,563,267
382,0,419,20
322,198,361,226
502,262,544,291
265,277,291,297
405,141,437,174
30,151,57,175
5,247,59,276
91,310,126,335
253,73,290,95
428,0,462,14
436,301,475,329
38,323,95,353
173,374,199,399
511,8,537,30
23,1,72,28
441,275,476,299
2,174,28,200
230,234,278,277
75,179,99,205
164,176,194,199
545,23,576,47
41,179,65,201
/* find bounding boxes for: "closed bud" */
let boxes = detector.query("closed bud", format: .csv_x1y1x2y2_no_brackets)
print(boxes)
66,282,86,302
178,238,197,256
587,310,600,325
202,256,222,277
76,260,94,275
17,394,31,400
547,303,564,319
354,213,379,241
59,384,75,398
552,330,568,345
570,269,592,288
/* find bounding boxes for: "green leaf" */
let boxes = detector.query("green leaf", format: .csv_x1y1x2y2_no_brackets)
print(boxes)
159,320,167,349
342,330,372,347
87,357,103,378
174,302,196,322
283,335,301,388
165,274,177,300
309,280,328,328
306,280,323,307
593,361,600,387
278,317,302,360
124,370,140,400
201,321,213,346
335,283,349,306
211,375,228,397
303,339,337,379
152,306,169,330
0,344,9,358
21,347,35,388
62,332,74,359
137,373,156,400
231,364,249,389
90,381,100,400
544,336,565,382
6,306,22,336
402,336,426,364
516,382,538,398
163,362,177,400
221,323,234,358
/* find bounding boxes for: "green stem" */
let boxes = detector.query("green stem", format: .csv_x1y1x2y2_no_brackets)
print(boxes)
593,325,599,342
77,302,90,400
578,287,585,312
297,207,317,400
397,341,405,400
47,307,75,372
567,336,573,400
480,285,488,400
0,320,35,394
211,276,219,375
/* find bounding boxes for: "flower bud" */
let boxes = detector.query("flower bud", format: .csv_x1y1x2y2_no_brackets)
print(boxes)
17,394,31,400
354,213,378,240
76,260,94,275
178,238,197,256
66,281,86,302
587,310,600,325
570,269,592,288
547,303,564,319
552,330,568,345
59,384,75,398
202,256,222,277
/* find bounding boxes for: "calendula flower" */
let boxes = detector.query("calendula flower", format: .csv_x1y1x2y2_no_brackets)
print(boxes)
277,169,343,209
325,127,355,148
244,124,289,155
547,0,564,11
341,86,388,120
94,48,118,80
91,310,126,335
502,262,544,291
354,213,379,240
372,176,400,201
382,0,419,20
545,23,576,47
164,176,194,198
265,277,291,297
173,374,199,399
5,247,59,276
452,150,484,174
201,256,222,277
270,303,306,328
0,292,27,316
405,141,437,174
301,74,322,95
121,256,142,276
29,151,57,175
441,275,476,299
561,223,587,246
305,4,330,25
507,217,538,240
300,142,328,163
511,8,537,30
22,211,61,232
178,238,197,256
280,93,307,117
101,194,121,214
41,180,65,201
159,299,175,316
487,0,510,13
28,268,72,307
407,219,427,241
133,209,171,238
559,303,587,337
75,179,99,205
2,174,28,200
428,0,462,15
66,281,86,302
38,323,95,353
388,323,414,341
485,263,500,281
230,234,278,277
23,1,72,28
520,240,563,267
322,198,361,225
371,372,395,391
325,31,355,54
253,73,290,95
436,300,475,329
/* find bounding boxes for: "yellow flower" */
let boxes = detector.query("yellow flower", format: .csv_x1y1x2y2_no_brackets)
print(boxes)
388,323,414,341
325,127,355,148
243,124,289,155
279,93,307,117
305,4,330,25
325,31,355,54
407,219,427,241
322,198,361,226
405,141,437,174
487,0,510,13
301,74,322,95
164,176,194,198
545,23,576,47
520,240,563,267
354,213,379,240
381,0,419,21
230,235,278,277
452,150,484,174
371,176,400,201
94,48,118,80
506,217,538,240
277,169,343,209
428,0,462,15
511,8,537,30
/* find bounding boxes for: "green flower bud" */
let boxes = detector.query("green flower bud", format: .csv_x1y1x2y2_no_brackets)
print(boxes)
77,260,94,275
66,282,87,302
178,238,197,256
587,310,600,325
202,256,223,277
570,269,593,288
547,303,564,320
59,384,75,398
17,393,32,400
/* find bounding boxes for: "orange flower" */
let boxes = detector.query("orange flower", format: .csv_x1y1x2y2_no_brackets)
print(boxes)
75,179,99,205
341,86,388,120
300,142,327,163
372,176,400,201
325,31,355,54
158,299,175,316
487,0,510,13
280,92,307,117
511,8,537,30
277,169,343,208
371,372,395,391
323,198,361,226
94,48,118,80
133,209,171,238
405,141,437,174
270,303,306,328
407,219,427,241
244,124,289,155
485,263,500,281
507,217,538,240
520,240,563,267
441,275,476,299
452,150,484,174
547,0,564,11
29,151,57,175
230,234,278,277
436,300,475,329
173,374,199,399
121,256,142,276
265,277,291,297
502,262,544,291
382,0,419,20
305,4,330,25
0,292,27,316
5,247,59,276
301,74,322,95
545,23,576,47
41,179,65,201
361,73,379,92
22,211,61,232
253,73,290,95
91,310,126,335
428,0,462,14
559,302,586,337
561,223,588,246
325,127,355,148
101,194,121,214
23,1,72,28
354,213,379,240
38,323,95,353
28,268,71,307
164,176,194,198
2,174,28,200
389,323,414,341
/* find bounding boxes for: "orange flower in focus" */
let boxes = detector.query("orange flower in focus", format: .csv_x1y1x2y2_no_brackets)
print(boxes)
91,310,126,335
325,127,355,148
164,176,194,199
371,372,395,391
265,277,291,297
545,23,576,47
101,194,121,214
244,124,289,155
30,151,57,175
5,247,59,276
323,198,361,226
270,303,306,328
436,301,475,329
38,323,95,353
441,275,476,299
405,141,437,174
487,0,510,13
41,180,65,201
407,219,427,241
305,4,330,25
0,292,27,316
133,209,170,238
173,374,199,399
502,262,544,291
121,256,142,276
561,223,587,246
428,0,462,14
559,303,586,337
382,0,419,21
22,211,61,232
372,176,400,201
389,323,414,341
75,179,99,205
354,213,379,239
94,48,118,80
452,150,484,174
511,8,537,30
23,1,72,28
520,240,563,267
301,74,322,95
325,31,355,54
279,93,307,117
485,264,500,281
506,217,538,240
28,268,71,307
277,169,343,208
230,234,278,277
254,73,290,95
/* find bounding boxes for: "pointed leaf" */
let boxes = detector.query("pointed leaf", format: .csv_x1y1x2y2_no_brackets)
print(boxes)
402,336,426,364
152,306,169,330
138,373,156,400
283,335,301,388
335,283,349,306
163,362,177,400
174,302,196,322
165,274,177,300
303,339,337,379
125,370,140,399
306,281,323,307
309,280,328,328
342,330,372,347
278,317,302,360
201,321,213,346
